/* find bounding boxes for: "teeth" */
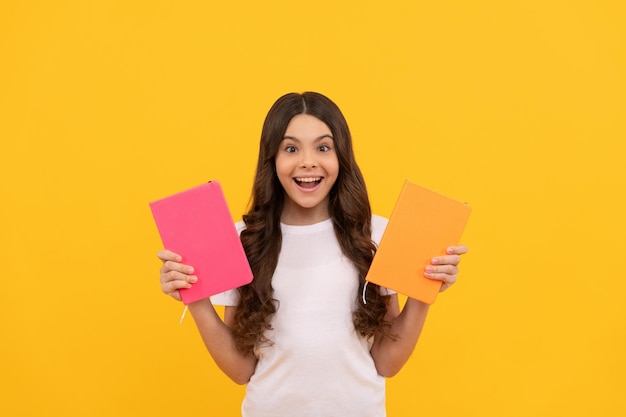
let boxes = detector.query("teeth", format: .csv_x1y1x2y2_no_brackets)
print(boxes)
295,177,321,183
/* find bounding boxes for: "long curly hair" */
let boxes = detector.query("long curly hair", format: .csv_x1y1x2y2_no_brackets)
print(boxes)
233,92,391,355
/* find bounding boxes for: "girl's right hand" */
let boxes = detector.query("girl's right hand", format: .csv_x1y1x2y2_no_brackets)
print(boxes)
157,250,197,302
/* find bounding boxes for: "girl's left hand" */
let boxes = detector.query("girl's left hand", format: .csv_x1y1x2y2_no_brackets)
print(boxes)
424,245,468,292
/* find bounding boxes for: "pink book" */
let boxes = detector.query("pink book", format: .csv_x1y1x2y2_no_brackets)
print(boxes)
149,181,253,305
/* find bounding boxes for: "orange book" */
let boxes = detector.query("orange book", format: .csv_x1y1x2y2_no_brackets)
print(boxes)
366,180,472,304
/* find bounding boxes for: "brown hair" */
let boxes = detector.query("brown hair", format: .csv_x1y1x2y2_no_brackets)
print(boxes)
233,92,390,355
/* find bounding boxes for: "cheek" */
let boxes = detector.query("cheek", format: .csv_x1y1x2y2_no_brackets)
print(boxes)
274,156,289,176
327,156,340,179
274,159,295,188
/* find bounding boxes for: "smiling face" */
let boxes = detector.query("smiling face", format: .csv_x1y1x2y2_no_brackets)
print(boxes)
275,114,340,225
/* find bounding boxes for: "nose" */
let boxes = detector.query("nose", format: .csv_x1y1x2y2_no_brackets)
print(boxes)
299,149,317,168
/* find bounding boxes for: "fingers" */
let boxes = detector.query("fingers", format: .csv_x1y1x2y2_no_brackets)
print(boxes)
430,244,468,267
162,274,194,294
425,264,458,281
424,244,468,292
167,289,183,302
160,269,197,300
160,267,197,286
431,254,462,267
424,266,457,292
446,245,468,255
160,260,195,277
157,249,182,262
158,249,196,301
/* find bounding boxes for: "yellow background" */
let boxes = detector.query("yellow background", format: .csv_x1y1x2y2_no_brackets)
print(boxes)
1,1,624,416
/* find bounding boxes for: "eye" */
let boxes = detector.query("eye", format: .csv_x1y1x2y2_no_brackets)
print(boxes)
284,145,297,153
318,144,331,152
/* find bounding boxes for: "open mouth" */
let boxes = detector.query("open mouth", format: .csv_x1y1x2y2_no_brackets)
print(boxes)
294,177,322,189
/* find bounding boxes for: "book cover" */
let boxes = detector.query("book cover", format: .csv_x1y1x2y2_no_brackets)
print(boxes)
366,180,472,304
149,181,253,305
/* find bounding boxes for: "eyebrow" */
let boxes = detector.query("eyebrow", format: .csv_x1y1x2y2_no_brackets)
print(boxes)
282,134,334,142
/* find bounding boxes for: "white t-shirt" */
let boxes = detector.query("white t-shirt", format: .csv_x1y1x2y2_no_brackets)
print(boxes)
211,215,391,417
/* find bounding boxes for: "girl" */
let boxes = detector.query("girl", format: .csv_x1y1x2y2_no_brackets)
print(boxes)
158,92,468,417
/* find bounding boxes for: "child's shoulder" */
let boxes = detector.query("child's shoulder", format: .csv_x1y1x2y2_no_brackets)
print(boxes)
371,214,389,244
235,220,246,236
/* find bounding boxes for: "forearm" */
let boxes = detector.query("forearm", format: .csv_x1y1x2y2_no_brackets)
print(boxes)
370,298,430,377
188,299,257,385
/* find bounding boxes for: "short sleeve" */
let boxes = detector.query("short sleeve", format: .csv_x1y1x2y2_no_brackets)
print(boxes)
379,286,396,296
210,219,247,306
371,214,396,296
371,214,388,246
210,288,240,306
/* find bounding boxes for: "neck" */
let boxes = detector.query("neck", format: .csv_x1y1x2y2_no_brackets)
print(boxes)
280,200,331,226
